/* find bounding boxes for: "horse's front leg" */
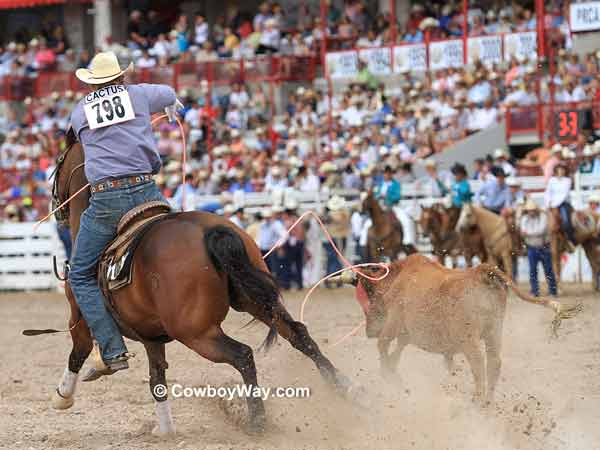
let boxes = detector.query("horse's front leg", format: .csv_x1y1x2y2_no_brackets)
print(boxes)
52,286,93,410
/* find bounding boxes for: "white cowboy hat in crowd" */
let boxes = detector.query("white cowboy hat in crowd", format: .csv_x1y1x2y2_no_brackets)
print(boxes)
327,195,346,211
523,199,539,212
424,158,438,168
594,141,600,153
583,145,594,157
319,161,337,173
588,194,600,203
551,143,563,154
506,177,521,187
75,51,133,85
262,208,273,218
272,205,285,214
223,204,236,214
494,148,508,159
284,198,299,210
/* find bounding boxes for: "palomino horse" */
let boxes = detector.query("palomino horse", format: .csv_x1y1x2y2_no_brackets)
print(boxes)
420,204,487,267
46,140,351,434
456,204,513,278
362,191,417,262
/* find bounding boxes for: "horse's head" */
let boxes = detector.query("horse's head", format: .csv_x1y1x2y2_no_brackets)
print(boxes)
360,189,376,213
456,203,475,233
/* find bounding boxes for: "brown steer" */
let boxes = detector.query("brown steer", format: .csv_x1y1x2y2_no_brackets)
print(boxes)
336,254,579,403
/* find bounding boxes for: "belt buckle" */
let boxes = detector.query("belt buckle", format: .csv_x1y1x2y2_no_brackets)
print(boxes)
135,176,141,183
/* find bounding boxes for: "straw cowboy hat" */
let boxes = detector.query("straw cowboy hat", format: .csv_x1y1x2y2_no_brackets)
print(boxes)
327,195,346,211
588,194,600,204
505,176,521,187
75,51,133,85
523,199,539,212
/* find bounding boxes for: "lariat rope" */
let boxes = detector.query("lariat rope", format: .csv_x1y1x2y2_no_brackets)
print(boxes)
33,113,388,346
262,209,389,346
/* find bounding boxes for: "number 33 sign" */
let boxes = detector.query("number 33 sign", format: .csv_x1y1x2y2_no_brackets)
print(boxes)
83,85,135,130
555,110,580,140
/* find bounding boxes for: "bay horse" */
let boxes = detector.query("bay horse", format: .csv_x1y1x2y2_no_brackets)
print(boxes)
361,190,417,262
46,139,351,434
419,204,461,267
456,204,513,278
420,204,487,268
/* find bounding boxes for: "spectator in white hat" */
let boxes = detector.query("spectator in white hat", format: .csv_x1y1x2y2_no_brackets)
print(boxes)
494,148,516,177
519,199,557,297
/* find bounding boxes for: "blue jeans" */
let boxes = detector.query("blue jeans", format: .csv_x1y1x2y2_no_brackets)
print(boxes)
558,202,576,244
324,238,344,276
527,245,557,297
69,181,166,361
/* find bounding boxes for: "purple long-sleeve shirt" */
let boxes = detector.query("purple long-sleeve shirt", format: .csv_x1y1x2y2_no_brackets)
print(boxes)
70,83,176,184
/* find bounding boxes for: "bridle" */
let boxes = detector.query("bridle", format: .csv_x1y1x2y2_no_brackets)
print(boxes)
51,130,86,224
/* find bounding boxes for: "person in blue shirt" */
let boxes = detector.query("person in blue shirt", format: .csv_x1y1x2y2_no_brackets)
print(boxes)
476,167,511,214
373,165,401,207
450,163,472,208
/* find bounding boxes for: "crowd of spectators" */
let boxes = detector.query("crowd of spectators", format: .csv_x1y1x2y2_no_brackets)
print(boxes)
1,45,600,221
0,0,576,76
1,2,600,227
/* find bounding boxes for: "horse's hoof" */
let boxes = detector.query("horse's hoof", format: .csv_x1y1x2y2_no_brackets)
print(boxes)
52,390,74,410
247,414,266,435
333,372,353,395
151,425,176,438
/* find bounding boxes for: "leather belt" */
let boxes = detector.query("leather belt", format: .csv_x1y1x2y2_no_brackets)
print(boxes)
91,174,152,194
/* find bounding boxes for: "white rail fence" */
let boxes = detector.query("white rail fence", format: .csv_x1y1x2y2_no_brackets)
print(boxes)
2,175,598,291
0,222,65,291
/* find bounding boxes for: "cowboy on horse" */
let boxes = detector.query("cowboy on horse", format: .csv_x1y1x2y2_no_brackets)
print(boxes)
68,51,182,379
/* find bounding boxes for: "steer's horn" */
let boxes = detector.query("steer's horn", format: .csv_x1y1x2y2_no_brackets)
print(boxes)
329,270,357,285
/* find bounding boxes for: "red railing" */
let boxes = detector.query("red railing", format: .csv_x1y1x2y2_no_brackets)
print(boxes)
506,101,600,143
0,55,318,101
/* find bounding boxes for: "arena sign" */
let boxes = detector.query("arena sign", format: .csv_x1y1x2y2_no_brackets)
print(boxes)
570,1,600,32
504,31,538,61
428,39,464,70
358,48,392,75
325,50,359,79
393,44,427,73
467,36,502,66
325,32,538,77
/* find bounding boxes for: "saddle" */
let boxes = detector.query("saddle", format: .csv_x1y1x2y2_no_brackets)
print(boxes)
97,201,173,293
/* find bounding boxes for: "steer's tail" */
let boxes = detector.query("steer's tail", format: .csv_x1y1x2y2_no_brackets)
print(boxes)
204,225,279,351
480,263,582,337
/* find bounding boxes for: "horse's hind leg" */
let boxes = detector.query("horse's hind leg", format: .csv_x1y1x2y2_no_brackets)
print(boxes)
143,341,175,435
242,300,351,396
52,287,93,410
182,327,266,433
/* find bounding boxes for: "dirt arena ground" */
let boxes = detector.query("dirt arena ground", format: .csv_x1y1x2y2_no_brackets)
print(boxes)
1,284,599,450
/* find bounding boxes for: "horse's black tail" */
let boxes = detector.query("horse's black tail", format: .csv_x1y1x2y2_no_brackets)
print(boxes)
204,225,279,351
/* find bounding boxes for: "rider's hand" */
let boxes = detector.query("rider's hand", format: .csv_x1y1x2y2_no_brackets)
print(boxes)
165,99,184,123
